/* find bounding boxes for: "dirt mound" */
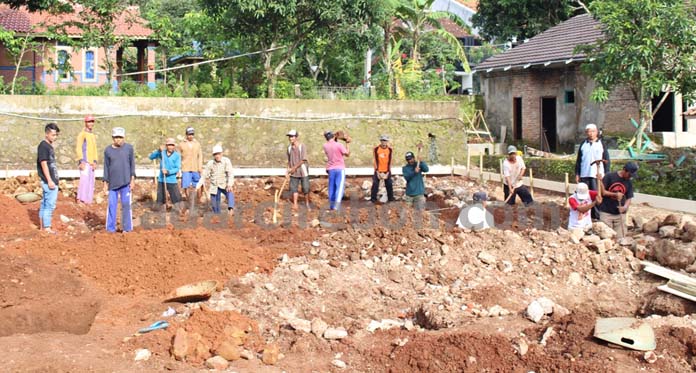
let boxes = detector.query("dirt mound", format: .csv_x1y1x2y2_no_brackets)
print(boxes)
0,252,101,336
8,227,311,296
0,194,36,235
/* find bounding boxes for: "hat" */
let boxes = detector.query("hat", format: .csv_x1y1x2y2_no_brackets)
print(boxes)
212,145,223,154
186,127,195,135
111,127,125,137
405,151,415,160
575,182,590,200
507,145,517,154
287,129,298,137
324,131,334,140
623,162,639,177
84,115,95,122
379,134,390,141
165,137,176,146
472,191,488,202
585,123,597,131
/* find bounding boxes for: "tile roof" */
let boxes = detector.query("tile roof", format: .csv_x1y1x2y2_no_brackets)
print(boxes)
475,14,603,71
454,0,478,10
438,18,471,38
0,5,153,39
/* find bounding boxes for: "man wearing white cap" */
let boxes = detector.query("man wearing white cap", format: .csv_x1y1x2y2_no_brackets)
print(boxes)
197,145,235,216
103,127,135,232
568,182,602,230
179,127,203,202
575,123,610,220
286,129,311,210
370,134,395,203
148,138,182,210
503,145,533,206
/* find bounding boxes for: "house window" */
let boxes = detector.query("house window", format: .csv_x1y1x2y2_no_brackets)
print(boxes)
564,90,575,104
56,49,71,82
84,50,96,81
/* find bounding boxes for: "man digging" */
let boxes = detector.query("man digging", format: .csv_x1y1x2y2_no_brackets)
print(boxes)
197,145,235,219
402,151,429,210
598,162,638,239
286,129,311,210
148,138,183,213
503,145,533,206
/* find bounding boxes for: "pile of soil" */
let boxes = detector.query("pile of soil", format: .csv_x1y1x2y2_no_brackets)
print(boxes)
0,194,36,235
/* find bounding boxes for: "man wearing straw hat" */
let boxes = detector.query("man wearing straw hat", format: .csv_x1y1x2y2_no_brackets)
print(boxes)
286,129,311,210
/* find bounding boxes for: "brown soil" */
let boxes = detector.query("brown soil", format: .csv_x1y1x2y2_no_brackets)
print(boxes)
0,193,36,235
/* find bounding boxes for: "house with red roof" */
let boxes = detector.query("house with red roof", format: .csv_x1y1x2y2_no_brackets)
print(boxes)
0,5,156,91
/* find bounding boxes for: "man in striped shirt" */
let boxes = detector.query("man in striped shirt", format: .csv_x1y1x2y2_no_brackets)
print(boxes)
197,145,235,216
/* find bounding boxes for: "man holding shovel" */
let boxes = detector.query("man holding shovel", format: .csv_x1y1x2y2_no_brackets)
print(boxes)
197,145,235,216
286,129,311,210
503,145,533,206
370,134,395,204
402,150,429,209
598,162,638,239
148,138,183,212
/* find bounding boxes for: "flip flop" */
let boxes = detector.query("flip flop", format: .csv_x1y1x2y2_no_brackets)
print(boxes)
137,320,169,334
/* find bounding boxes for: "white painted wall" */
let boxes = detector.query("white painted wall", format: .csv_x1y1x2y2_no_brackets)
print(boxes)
431,0,479,35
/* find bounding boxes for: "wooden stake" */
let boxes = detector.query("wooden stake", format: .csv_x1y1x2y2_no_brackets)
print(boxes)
564,173,570,206
451,156,454,177
466,151,471,178
479,154,484,184
529,168,535,198
499,158,503,180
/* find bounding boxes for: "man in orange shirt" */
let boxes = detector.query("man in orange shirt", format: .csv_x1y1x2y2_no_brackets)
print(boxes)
370,134,395,203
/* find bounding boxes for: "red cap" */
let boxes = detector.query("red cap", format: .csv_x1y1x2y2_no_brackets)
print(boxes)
84,115,95,122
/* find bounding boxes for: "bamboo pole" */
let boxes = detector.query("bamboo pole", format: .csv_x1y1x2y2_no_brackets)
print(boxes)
479,154,484,185
466,151,471,178
451,157,454,177
529,168,535,198
564,173,570,206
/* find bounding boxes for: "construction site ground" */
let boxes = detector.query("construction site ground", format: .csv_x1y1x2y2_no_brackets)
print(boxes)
1,174,696,372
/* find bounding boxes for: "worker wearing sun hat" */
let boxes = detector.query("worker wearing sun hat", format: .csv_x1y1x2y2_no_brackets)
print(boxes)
75,115,98,204
503,145,533,206
179,127,203,202
568,182,602,230
148,137,182,211
103,127,135,232
198,144,235,216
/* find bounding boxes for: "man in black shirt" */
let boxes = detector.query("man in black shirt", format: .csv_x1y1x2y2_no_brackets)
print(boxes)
37,122,60,233
599,162,638,238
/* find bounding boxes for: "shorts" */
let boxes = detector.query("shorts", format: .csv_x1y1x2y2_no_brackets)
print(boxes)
181,171,200,188
290,176,310,194
403,194,426,209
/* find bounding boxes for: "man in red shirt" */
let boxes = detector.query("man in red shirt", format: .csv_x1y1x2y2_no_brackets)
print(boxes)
568,182,602,230
370,134,395,203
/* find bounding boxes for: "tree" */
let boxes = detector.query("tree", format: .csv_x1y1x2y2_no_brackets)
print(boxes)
199,0,373,98
578,0,696,149
472,0,592,41
0,0,71,12
0,26,43,94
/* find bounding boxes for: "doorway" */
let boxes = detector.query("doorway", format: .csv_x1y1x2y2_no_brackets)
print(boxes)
651,92,674,132
541,97,557,153
513,97,522,140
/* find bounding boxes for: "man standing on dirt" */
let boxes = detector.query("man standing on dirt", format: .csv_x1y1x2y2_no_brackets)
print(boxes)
503,145,533,206
598,162,637,239
75,115,97,204
197,145,235,216
103,127,135,233
286,129,311,210
179,127,203,202
402,151,429,209
148,138,183,212
370,134,395,203
323,130,350,211
37,122,60,234
568,182,602,230
575,123,610,220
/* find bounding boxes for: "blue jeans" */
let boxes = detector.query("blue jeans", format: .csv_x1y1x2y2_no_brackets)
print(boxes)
106,185,132,232
327,169,346,210
211,187,235,214
40,181,58,228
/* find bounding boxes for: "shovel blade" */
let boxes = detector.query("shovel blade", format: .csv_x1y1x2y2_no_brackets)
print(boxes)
594,317,656,351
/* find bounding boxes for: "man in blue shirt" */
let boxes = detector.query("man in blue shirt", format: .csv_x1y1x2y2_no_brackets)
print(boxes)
103,127,135,232
148,137,182,212
402,151,429,209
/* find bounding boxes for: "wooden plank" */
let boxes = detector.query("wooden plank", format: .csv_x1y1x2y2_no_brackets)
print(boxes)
658,283,696,303
641,261,696,287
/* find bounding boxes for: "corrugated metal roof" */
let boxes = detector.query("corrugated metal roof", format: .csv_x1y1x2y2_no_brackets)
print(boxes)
475,14,603,71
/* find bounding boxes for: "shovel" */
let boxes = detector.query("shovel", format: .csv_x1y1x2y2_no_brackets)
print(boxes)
151,160,158,202
593,317,656,351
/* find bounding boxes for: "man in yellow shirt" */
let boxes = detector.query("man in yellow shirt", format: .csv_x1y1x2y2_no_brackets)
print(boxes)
75,115,98,204
178,127,203,202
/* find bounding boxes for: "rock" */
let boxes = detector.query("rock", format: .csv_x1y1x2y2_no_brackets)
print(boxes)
311,241,321,247
323,327,348,340
59,214,71,224
288,318,312,333
553,304,571,319
332,359,347,369
240,349,255,360
654,240,696,270
599,239,613,253
404,319,415,331
440,244,450,255
568,272,582,286
302,269,320,280
497,260,513,273
205,356,229,370
540,327,555,346
582,234,601,245
681,222,696,242
642,217,660,234
644,351,658,364
310,219,321,228
216,342,241,361
361,180,371,190
570,228,585,243
661,213,682,227
659,225,678,238
618,237,634,247
526,301,545,323
632,215,646,230
311,318,328,338
536,297,555,315
477,251,496,265
134,348,151,361
171,328,189,361
262,343,280,365
593,222,616,240
514,338,529,356
634,245,650,260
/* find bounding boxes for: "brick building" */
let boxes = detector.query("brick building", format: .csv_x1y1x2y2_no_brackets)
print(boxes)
0,5,156,91
474,14,683,152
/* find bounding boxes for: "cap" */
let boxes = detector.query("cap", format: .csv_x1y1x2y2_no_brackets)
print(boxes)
165,137,176,146
84,115,95,122
585,123,597,131
324,131,334,140
379,134,390,141
287,129,298,137
111,127,125,137
472,191,488,202
575,182,590,200
405,151,415,160
212,145,223,154
185,127,195,135
507,145,517,154
623,162,639,177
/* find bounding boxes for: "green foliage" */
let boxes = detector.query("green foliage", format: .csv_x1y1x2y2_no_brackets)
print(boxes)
297,77,318,99
47,83,110,96
273,80,295,99
225,85,249,98
119,80,139,96
197,83,214,98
